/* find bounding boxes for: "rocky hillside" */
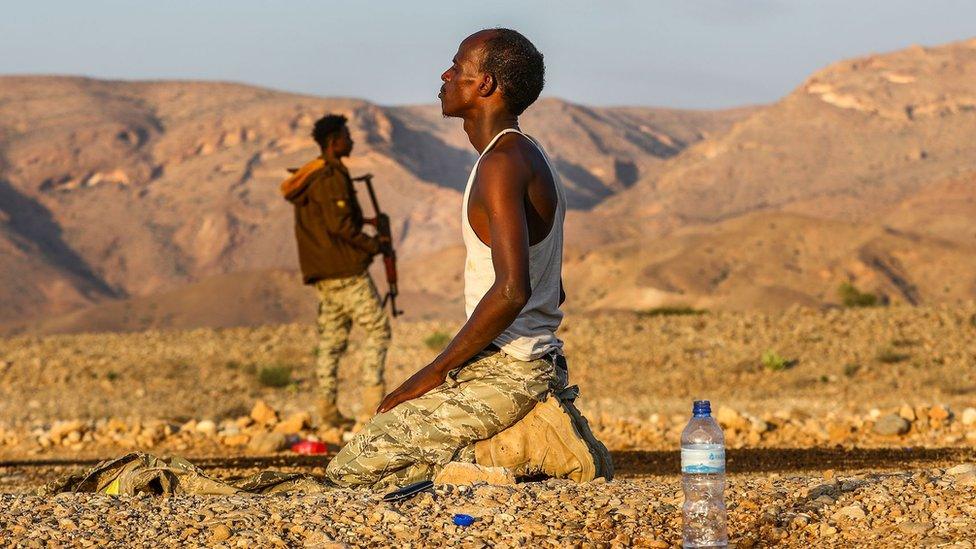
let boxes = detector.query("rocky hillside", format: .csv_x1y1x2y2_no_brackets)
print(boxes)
0,77,744,328
566,37,976,311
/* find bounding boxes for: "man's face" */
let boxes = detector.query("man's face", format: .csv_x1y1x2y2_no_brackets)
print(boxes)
439,33,490,117
332,126,354,157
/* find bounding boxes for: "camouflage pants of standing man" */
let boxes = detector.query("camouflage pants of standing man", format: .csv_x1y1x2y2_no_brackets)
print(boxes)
315,273,391,409
326,347,567,489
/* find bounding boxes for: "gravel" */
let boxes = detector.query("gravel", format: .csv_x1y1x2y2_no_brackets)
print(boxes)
2,467,976,547
1,304,975,545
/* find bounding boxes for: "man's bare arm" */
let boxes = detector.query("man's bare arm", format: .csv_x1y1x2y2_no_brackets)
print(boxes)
377,149,531,412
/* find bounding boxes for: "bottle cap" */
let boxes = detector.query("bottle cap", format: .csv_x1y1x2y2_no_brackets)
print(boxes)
453,514,476,527
693,400,711,417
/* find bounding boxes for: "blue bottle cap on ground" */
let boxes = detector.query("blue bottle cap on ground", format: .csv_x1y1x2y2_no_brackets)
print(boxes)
453,514,476,527
693,400,711,417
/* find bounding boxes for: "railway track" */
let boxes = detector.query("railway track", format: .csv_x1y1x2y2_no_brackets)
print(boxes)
3,447,974,478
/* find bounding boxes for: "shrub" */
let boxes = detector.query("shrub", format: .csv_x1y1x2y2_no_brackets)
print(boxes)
638,306,706,317
762,350,795,372
838,283,878,308
257,365,293,388
424,331,452,351
843,363,860,377
876,348,909,364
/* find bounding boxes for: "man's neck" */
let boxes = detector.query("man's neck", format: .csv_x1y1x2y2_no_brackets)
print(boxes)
322,149,343,167
462,109,519,153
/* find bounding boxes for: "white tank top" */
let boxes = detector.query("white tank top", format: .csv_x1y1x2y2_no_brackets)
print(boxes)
461,128,566,361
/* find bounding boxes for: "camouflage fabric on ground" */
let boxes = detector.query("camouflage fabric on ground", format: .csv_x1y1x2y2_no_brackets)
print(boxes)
39,452,330,496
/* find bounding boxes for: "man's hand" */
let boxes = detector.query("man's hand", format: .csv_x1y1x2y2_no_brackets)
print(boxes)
376,364,448,413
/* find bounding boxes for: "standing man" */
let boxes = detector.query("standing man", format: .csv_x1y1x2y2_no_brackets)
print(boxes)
326,29,612,488
281,114,390,427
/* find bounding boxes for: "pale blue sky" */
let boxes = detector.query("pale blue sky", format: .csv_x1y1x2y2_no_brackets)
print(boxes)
1,1,974,108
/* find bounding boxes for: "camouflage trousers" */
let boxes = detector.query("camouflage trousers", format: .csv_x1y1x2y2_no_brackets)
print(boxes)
314,273,391,404
326,348,568,489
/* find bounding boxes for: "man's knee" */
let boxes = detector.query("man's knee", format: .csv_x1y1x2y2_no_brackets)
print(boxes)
374,318,392,342
358,315,391,349
324,449,365,487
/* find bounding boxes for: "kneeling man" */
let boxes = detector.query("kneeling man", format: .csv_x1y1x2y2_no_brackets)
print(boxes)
326,28,612,488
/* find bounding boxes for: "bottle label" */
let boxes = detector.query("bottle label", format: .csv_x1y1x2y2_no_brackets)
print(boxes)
681,444,725,473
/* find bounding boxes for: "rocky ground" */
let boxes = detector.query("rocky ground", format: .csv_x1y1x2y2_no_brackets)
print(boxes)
1,304,975,546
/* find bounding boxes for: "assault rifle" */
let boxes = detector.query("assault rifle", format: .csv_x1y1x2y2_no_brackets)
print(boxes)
284,166,403,318
353,174,403,318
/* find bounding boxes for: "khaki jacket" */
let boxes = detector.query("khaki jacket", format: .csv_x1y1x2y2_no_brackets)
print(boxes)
282,157,380,283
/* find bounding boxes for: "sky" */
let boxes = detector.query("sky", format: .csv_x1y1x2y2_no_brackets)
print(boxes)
1,1,974,109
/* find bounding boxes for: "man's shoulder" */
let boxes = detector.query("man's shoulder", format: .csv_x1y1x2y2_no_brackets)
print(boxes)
311,164,349,193
479,141,535,178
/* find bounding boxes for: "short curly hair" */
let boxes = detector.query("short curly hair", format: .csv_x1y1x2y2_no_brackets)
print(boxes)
480,29,545,116
311,114,347,149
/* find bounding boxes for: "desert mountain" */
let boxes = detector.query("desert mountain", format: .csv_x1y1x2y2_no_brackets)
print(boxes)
562,37,976,311
0,76,742,329
592,37,976,238
4,37,975,334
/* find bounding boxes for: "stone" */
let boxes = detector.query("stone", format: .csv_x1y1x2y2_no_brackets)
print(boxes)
433,462,515,486
962,408,976,426
954,472,976,487
873,414,910,436
716,406,750,431
48,420,85,444
833,504,866,521
899,404,916,422
210,524,232,542
248,431,288,453
222,434,250,447
928,405,951,422
897,522,934,535
946,463,976,476
195,420,217,436
273,412,310,435
250,401,278,425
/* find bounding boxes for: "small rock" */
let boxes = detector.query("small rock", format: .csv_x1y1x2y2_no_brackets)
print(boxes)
716,406,750,431
211,524,232,542
946,463,976,476
833,504,866,521
928,405,951,422
898,404,916,422
873,414,910,436
250,400,278,425
48,420,85,444
222,434,250,447
898,522,934,536
961,408,976,426
954,472,976,487
273,412,310,435
195,420,217,436
248,431,287,453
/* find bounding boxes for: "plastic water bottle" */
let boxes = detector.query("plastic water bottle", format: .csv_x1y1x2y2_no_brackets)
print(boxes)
681,400,728,548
